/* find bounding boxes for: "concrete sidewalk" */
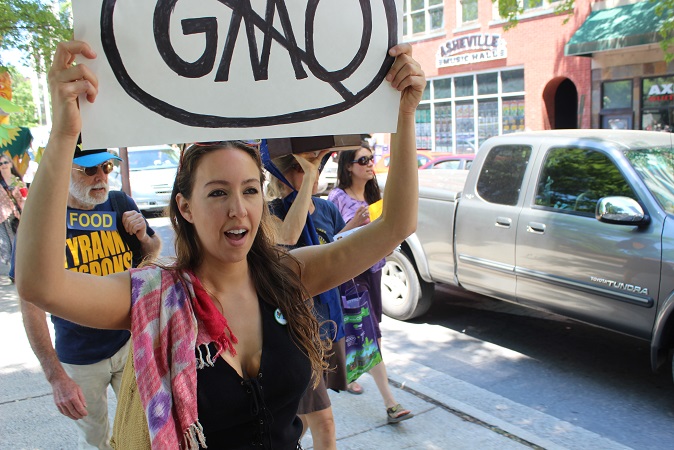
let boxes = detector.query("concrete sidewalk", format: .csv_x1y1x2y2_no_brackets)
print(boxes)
0,266,628,450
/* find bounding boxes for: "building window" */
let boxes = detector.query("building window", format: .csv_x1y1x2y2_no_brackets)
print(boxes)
416,69,526,153
459,0,478,25
494,0,559,20
403,0,444,37
415,104,432,150
523,0,544,11
641,76,674,132
502,69,524,92
602,80,632,110
600,79,633,130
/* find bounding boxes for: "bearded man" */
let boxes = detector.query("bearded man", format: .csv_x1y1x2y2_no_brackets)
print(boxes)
16,143,161,449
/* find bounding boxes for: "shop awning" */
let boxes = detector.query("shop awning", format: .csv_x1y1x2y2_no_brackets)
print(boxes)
565,1,668,57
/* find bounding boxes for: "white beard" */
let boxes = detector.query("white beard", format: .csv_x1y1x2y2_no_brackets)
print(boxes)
69,179,109,208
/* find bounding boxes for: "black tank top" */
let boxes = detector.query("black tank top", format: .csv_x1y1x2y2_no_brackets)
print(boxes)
196,299,311,449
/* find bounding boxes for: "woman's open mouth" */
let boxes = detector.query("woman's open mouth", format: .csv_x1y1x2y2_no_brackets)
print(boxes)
225,229,248,241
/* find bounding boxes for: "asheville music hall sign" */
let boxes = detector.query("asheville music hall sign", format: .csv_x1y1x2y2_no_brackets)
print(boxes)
436,33,507,68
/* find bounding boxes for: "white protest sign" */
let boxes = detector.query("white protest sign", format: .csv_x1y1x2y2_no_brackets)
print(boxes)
72,0,402,149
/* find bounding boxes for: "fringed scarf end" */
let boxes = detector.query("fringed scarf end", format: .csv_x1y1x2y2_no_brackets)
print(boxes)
196,344,216,369
183,421,207,449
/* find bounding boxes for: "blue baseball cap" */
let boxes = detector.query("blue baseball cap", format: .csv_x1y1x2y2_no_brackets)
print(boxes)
73,135,122,167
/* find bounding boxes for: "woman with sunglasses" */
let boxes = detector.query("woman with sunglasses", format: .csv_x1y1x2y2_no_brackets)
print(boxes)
0,154,25,264
17,39,425,449
328,143,413,424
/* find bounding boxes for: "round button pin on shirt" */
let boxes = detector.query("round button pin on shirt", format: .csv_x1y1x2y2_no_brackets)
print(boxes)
274,309,288,325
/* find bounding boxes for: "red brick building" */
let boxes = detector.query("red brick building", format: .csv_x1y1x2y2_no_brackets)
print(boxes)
393,0,593,153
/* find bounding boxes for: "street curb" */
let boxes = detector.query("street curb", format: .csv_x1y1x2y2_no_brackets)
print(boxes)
385,355,630,450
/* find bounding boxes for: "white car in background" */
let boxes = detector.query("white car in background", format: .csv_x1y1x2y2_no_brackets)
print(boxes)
125,145,179,214
317,152,339,195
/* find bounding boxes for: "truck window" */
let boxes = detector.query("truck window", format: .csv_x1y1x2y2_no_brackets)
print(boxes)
476,145,532,205
625,148,674,214
535,147,636,216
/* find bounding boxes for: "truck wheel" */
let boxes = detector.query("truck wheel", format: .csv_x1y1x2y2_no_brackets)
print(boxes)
381,249,434,320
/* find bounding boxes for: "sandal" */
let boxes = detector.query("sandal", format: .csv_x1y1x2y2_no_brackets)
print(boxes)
346,382,364,395
386,404,414,424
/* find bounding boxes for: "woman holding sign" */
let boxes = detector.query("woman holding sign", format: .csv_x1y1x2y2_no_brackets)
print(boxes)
328,143,413,424
16,39,425,449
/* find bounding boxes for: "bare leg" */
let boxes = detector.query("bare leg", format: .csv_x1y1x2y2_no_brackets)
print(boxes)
370,339,412,422
299,407,337,450
368,349,397,409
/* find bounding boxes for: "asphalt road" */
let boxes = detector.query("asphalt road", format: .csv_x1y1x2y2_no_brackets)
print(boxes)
384,283,674,450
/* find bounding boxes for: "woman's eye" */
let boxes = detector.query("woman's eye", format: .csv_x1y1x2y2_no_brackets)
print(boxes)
244,187,260,195
208,189,226,197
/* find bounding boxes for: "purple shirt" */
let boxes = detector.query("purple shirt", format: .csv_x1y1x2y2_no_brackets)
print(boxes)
328,188,385,272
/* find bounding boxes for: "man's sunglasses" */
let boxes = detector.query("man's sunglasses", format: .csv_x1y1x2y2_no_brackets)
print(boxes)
72,161,115,176
351,155,374,166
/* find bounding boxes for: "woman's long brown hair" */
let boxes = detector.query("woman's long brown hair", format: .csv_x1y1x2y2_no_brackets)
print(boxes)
162,141,327,384
336,143,381,205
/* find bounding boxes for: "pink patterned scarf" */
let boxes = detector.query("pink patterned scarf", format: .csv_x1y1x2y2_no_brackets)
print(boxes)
129,266,238,449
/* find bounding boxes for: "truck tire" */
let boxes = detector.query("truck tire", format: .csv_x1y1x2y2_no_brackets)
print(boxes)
381,249,434,320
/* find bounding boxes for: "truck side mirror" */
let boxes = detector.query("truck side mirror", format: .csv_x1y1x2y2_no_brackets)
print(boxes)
596,196,649,226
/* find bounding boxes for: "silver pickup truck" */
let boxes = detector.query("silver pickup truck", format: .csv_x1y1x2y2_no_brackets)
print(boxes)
382,130,674,378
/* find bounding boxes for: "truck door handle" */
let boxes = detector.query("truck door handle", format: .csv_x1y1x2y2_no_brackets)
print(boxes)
527,222,546,234
496,217,512,228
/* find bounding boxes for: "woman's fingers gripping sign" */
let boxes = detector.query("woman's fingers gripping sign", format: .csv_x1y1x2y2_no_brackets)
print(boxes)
48,41,98,139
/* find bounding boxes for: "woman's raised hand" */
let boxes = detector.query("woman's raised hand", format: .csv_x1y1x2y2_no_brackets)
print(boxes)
293,149,331,180
48,41,98,141
386,43,426,116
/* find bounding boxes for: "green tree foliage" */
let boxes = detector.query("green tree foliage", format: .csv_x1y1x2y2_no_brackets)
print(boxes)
5,66,38,127
494,0,575,29
0,0,72,73
655,0,674,63
494,0,672,60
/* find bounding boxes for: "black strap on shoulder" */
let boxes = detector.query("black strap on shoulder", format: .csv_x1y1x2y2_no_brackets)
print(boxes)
109,190,143,267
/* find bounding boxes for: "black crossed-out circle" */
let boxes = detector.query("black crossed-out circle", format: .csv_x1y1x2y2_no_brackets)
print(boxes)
100,0,398,128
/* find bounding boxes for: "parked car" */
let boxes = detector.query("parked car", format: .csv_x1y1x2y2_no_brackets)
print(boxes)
374,150,453,174
418,154,476,170
126,145,179,214
381,130,674,383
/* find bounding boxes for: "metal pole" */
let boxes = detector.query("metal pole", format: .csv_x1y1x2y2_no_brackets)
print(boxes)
119,147,131,196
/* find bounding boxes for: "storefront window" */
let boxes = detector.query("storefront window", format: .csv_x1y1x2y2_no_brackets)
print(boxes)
602,80,632,110
477,73,498,95
461,0,478,24
416,70,525,152
478,100,499,148
416,104,432,150
502,69,524,93
642,76,674,132
422,83,431,101
456,101,475,144
434,78,452,99
435,103,453,152
455,76,474,97
502,97,525,134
